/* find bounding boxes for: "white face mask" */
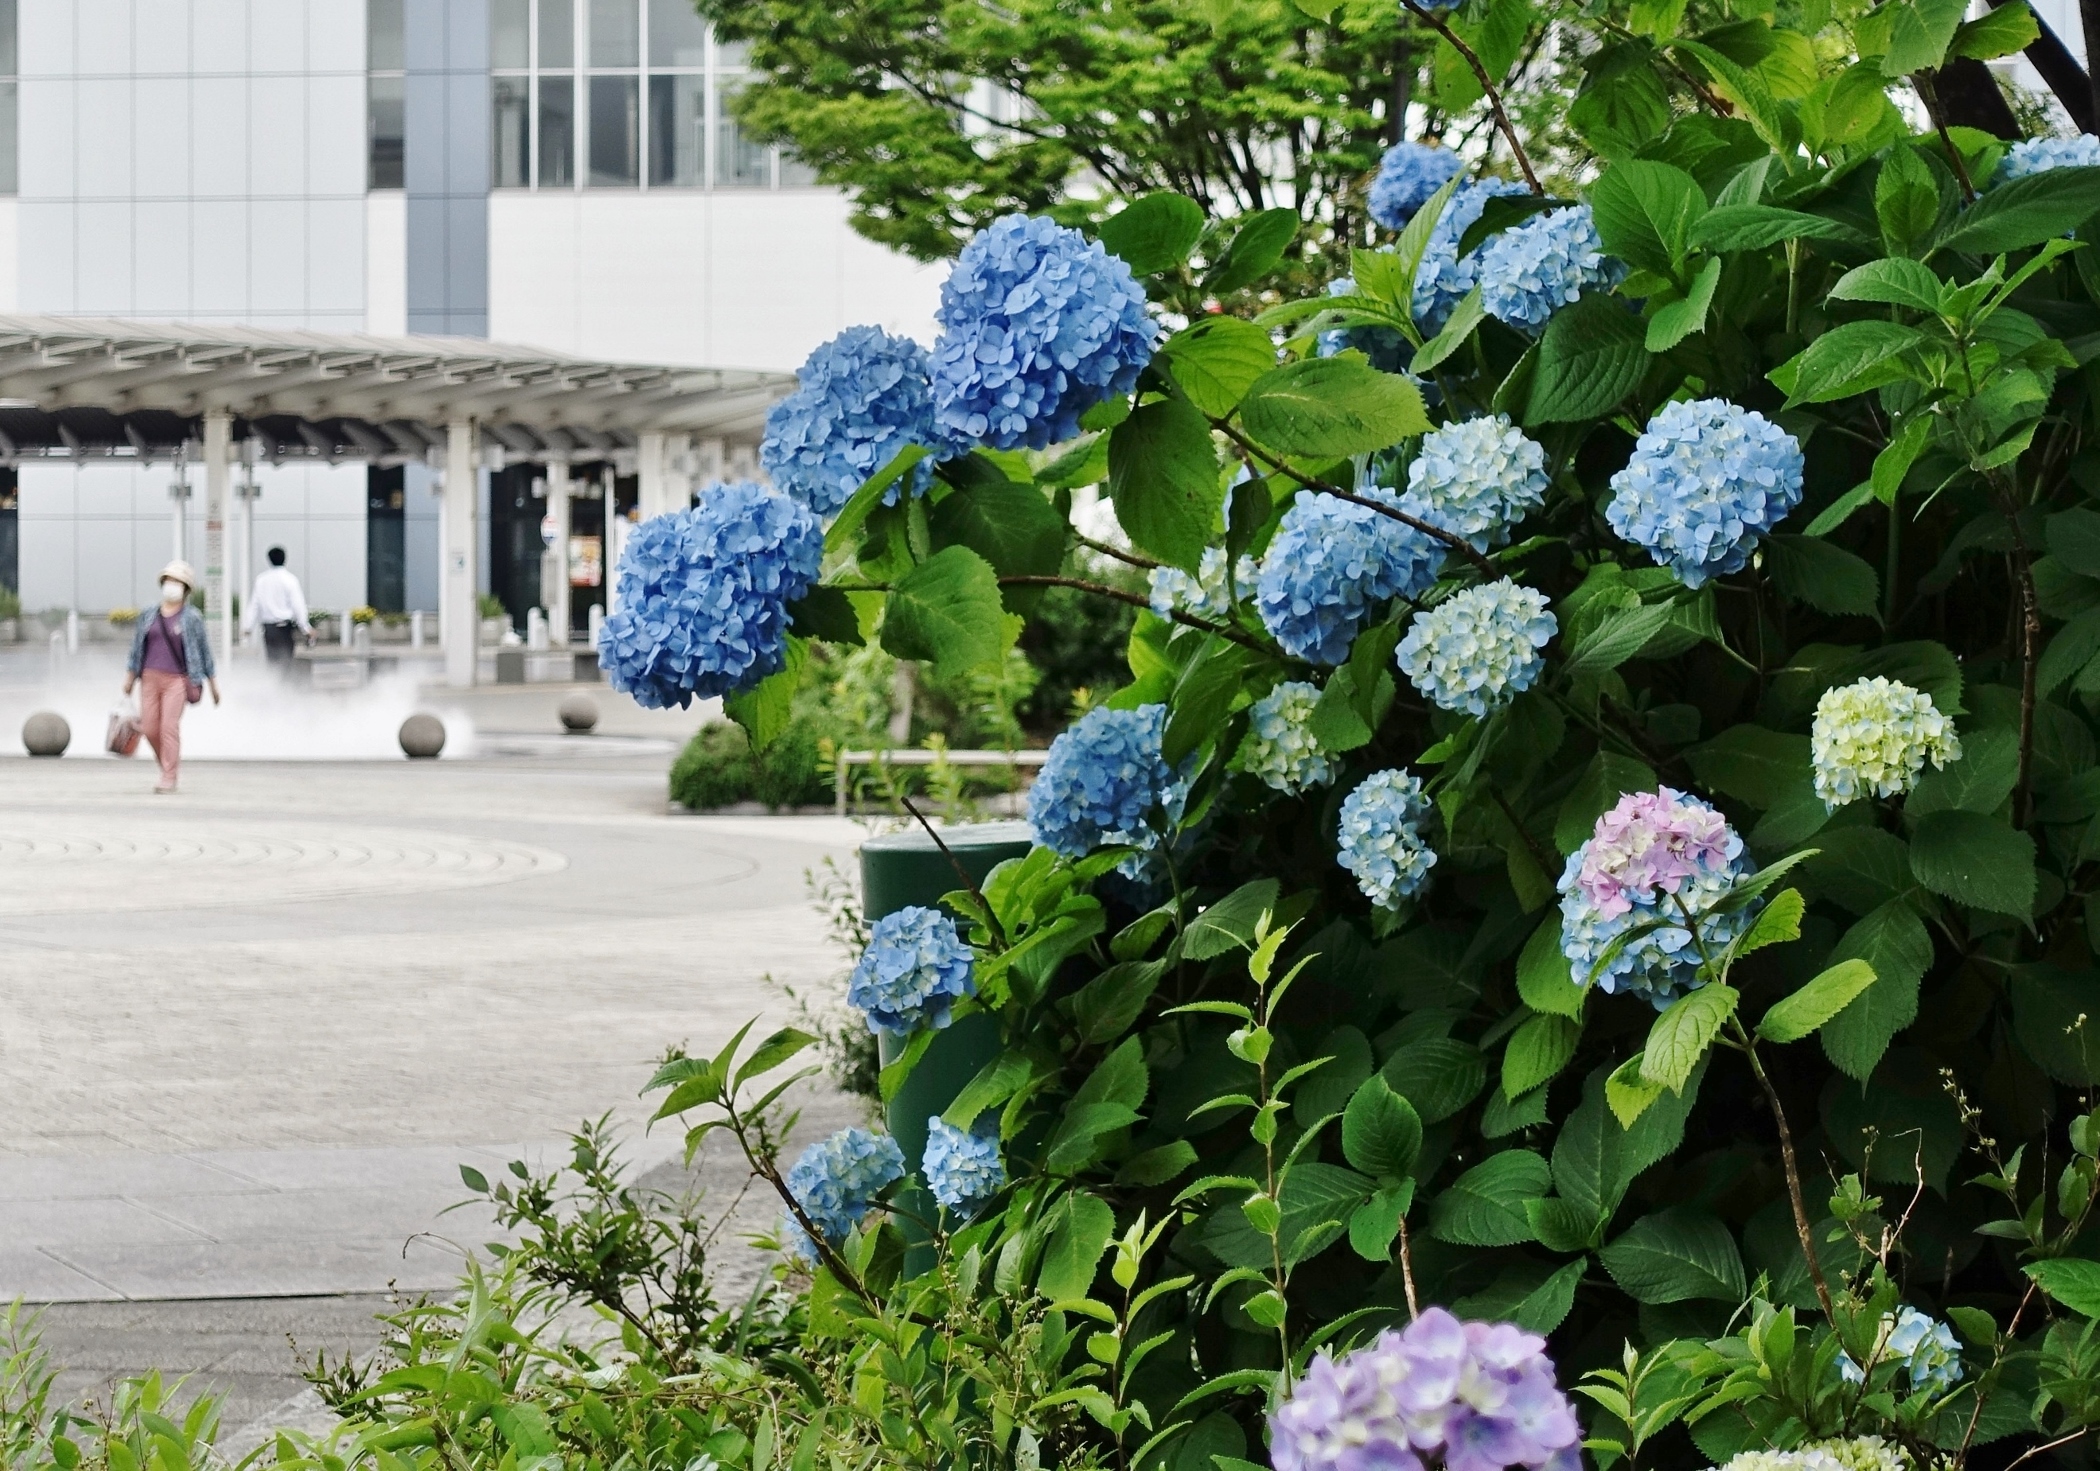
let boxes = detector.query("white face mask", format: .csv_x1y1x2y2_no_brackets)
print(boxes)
160,580,185,603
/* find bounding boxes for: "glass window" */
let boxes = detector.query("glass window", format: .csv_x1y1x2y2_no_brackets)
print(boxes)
368,74,405,189
712,77,767,188
0,0,18,77
492,76,530,186
647,0,706,68
647,73,702,186
713,36,749,68
490,0,530,68
589,75,639,184
368,0,404,72
588,0,639,67
538,76,575,185
539,0,575,68
777,148,816,187
0,82,16,196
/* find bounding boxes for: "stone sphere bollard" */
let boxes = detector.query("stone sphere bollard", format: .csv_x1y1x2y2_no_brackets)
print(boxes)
557,694,599,733
398,713,446,759
22,711,69,757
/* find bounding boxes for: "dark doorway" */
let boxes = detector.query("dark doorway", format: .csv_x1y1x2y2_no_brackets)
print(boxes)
0,467,17,600
488,463,548,632
366,466,405,612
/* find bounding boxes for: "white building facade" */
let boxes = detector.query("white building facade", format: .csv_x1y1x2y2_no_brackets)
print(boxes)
0,0,942,621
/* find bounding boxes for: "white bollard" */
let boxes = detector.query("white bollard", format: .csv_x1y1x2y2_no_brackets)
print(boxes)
526,607,548,651
340,610,353,648
65,610,78,654
587,602,604,652
411,609,425,649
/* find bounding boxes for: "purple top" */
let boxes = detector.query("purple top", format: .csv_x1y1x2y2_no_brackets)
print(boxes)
141,611,186,674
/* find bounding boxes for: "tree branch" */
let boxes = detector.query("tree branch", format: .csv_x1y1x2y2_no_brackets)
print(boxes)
1396,0,1541,194
1076,533,1159,571
997,575,1277,655
1738,1029,1839,1322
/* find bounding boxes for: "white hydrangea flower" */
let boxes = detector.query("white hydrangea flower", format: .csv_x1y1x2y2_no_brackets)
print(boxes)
1810,677,1962,808
1405,415,1550,552
1715,1450,1848,1471
1238,681,1333,793
1809,1436,1912,1471
1396,579,1556,717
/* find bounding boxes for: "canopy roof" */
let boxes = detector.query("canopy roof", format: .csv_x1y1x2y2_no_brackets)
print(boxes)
0,315,796,464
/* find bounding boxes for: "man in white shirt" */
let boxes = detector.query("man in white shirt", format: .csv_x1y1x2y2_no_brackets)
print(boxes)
244,547,311,667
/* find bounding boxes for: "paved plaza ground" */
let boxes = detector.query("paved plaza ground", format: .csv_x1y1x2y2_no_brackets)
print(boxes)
0,651,871,1434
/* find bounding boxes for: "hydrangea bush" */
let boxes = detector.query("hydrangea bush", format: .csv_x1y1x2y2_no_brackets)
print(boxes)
615,18,2100,1471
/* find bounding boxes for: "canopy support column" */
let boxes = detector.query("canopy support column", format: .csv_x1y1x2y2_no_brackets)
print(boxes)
546,460,571,646
203,408,231,665
442,416,478,688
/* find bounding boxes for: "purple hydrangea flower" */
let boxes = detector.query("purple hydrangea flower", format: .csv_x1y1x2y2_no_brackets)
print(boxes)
1558,786,1756,1006
847,905,976,1036
597,482,822,709
760,325,943,518
931,215,1158,450
1270,1308,1581,1471
1370,141,1467,231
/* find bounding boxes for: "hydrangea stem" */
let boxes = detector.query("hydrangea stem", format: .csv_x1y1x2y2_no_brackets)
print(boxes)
996,574,1276,653
896,791,1009,950
1732,1020,1839,1322
1396,0,1542,195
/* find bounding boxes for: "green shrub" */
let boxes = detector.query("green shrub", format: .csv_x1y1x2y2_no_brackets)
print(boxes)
670,719,831,811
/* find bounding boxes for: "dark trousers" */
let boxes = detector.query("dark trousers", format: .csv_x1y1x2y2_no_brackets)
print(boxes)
263,622,297,664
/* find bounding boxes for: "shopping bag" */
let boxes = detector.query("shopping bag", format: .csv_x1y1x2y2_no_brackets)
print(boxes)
106,701,142,757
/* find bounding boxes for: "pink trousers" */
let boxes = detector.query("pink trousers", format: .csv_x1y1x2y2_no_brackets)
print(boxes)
138,669,188,789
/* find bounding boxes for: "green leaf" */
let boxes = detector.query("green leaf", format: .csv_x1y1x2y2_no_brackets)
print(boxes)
1348,1185,1412,1262
1599,1208,1747,1303
1106,395,1223,572
2024,1259,2100,1318
724,636,808,750
944,1051,1036,1129
1164,637,1256,765
1555,751,1658,855
1039,1192,1116,1302
1381,1038,1488,1124
1206,207,1300,294
1876,143,1943,256
1099,192,1206,275
1160,316,1278,418
736,1027,820,1086
1762,534,1881,618
1881,0,1968,74
1412,286,1485,373
1517,917,1584,1016
1504,1014,1582,1099
1909,809,2037,915
1687,724,1810,810
1589,159,1708,276
880,546,1007,675
1642,985,1738,1093
929,480,1068,584
2011,965,2100,1085
1907,724,2016,815
1690,205,1865,253
1512,1258,1588,1334
1239,357,1429,457
1828,256,1944,313
1342,1075,1424,1180
2047,507,2100,578
1183,879,1282,960
1606,1054,1666,1128
1820,901,1932,1079
1774,320,1923,406
1427,1151,1552,1247
1951,1,2038,59
1562,600,1680,679
492,1403,558,1457
1525,293,1653,424
1757,959,1877,1043
1646,255,1723,353
824,444,929,557
1734,887,1805,957
2041,607,2100,694
785,584,865,647
1070,961,1166,1046
1934,166,2100,256
1118,1139,1199,1187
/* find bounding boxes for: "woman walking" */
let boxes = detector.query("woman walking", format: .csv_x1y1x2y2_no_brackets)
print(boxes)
122,560,219,793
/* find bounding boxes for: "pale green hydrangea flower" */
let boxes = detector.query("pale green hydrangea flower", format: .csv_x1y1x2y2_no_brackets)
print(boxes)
1238,681,1334,794
1809,1436,1911,1471
1715,1448,1847,1471
1810,676,1961,808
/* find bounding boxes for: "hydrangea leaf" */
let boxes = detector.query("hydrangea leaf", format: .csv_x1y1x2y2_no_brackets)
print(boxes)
1038,1191,1116,1302
1341,1074,1423,1181
1518,916,1584,1016
1932,165,2100,256
1762,534,1881,617
1828,256,1945,313
1204,207,1300,295
1160,317,1278,418
1425,1150,1551,1246
1098,192,1205,275
1880,0,1967,74
2012,965,2100,1085
1239,356,1429,457
1347,1184,1412,1262
1686,725,1809,809
2025,1259,2100,1318
1641,984,1738,1094
786,585,865,647
1757,958,1878,1043
1773,320,1925,406
1598,1207,1746,1302
928,480,1067,585
1908,809,2037,915
1503,1013,1583,1100
1589,158,1706,276
2047,507,2100,577
880,546,1007,675
1380,1037,1487,1123
1690,204,1868,253
1605,1054,1665,1128
1107,395,1223,571
1907,725,2016,815
723,636,809,751
1646,256,1723,352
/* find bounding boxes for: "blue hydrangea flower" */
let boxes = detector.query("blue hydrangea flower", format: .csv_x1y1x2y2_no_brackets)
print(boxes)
1337,770,1438,908
1839,1308,1964,1397
1397,579,1556,717
760,325,943,518
1255,488,1446,665
931,215,1158,450
782,1127,906,1260
1238,680,1334,793
921,1116,1006,1212
1413,178,1532,331
1405,414,1549,551
1995,135,2100,184
598,482,822,709
1027,703,1188,857
847,905,977,1037
1369,141,1466,232
1317,275,1412,375
1477,204,1625,332
1558,787,1755,1007
1149,547,1257,621
1606,398,1804,589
